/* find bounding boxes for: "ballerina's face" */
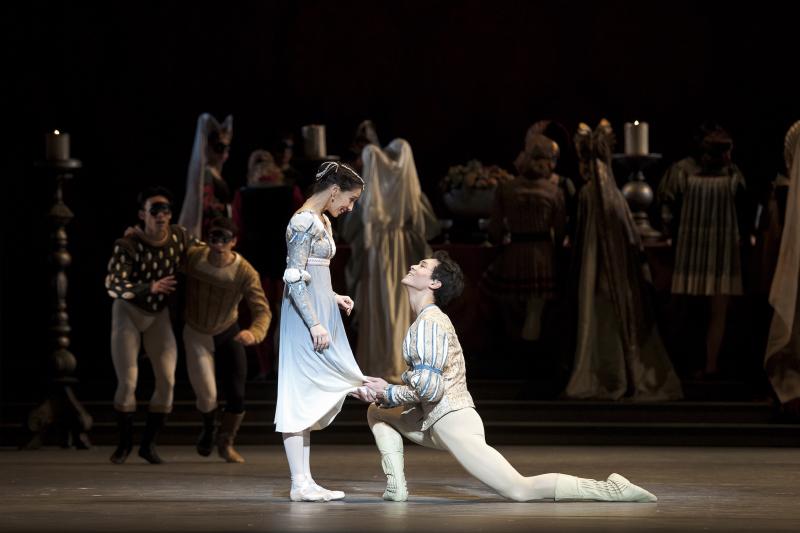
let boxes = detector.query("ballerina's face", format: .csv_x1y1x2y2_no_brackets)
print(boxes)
326,186,362,218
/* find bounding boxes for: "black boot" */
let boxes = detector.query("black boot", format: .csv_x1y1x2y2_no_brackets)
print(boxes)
109,411,134,464
196,409,217,457
138,412,167,464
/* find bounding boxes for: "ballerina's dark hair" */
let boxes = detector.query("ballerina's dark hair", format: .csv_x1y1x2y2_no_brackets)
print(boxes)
311,161,365,194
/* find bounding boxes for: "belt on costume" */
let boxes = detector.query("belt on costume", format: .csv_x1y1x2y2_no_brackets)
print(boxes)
306,257,330,266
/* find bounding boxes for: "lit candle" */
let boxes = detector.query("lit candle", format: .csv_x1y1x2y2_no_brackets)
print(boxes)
624,121,649,155
45,130,70,161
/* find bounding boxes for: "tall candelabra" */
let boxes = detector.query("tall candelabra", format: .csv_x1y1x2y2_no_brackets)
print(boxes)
25,132,92,449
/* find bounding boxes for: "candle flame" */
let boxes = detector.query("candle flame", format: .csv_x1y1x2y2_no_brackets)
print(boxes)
54,130,60,135
634,121,639,126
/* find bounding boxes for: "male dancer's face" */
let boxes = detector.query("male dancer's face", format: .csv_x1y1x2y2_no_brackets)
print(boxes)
401,258,442,291
138,195,172,236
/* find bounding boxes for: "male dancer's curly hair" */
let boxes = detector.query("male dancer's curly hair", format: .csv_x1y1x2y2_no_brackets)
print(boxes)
430,250,464,308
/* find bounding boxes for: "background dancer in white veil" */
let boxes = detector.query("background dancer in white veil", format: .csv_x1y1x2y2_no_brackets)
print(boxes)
179,113,233,239
340,134,439,383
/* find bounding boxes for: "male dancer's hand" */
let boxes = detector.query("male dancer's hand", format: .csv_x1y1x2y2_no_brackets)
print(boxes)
364,377,389,403
150,275,177,294
335,294,354,316
310,324,331,352
234,329,257,346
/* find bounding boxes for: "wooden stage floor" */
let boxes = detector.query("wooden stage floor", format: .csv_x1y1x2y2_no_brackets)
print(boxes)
1,445,798,532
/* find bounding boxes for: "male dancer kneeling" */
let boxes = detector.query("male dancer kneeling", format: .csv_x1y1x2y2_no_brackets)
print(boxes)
363,251,657,503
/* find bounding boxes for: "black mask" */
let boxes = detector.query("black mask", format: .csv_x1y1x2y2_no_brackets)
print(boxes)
148,202,172,216
208,229,234,244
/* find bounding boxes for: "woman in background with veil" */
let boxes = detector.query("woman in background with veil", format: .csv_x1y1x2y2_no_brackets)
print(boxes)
340,125,440,382
179,113,233,239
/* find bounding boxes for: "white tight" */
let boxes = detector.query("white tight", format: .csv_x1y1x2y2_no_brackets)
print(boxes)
282,430,313,486
368,405,558,501
110,300,177,413
184,325,217,413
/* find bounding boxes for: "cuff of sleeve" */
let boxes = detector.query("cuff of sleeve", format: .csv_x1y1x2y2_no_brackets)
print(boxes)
384,385,399,408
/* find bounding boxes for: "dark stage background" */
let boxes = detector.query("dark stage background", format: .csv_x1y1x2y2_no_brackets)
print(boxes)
1,1,798,402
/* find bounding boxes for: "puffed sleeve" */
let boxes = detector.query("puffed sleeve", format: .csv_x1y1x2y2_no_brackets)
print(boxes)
283,212,323,329
383,319,448,407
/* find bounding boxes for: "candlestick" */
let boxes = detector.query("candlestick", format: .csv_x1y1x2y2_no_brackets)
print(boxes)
26,146,91,449
45,130,70,161
624,121,649,156
301,124,327,159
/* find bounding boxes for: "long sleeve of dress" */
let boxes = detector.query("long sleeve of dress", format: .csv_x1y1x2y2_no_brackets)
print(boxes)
283,213,320,329
384,319,449,407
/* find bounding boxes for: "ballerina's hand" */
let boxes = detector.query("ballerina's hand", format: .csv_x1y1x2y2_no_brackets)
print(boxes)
335,294,354,316
349,386,376,402
310,324,330,352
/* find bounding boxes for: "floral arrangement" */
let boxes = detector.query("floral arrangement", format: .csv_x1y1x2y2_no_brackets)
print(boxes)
440,159,515,192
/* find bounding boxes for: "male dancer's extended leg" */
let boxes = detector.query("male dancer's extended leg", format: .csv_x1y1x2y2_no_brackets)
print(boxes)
430,408,557,501
431,408,656,502
370,405,657,502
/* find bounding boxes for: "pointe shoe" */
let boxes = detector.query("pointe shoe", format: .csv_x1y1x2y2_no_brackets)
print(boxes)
289,483,332,502
313,484,345,501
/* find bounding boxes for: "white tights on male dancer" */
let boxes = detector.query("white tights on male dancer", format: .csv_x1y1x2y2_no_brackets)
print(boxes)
370,406,559,500
369,405,655,502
